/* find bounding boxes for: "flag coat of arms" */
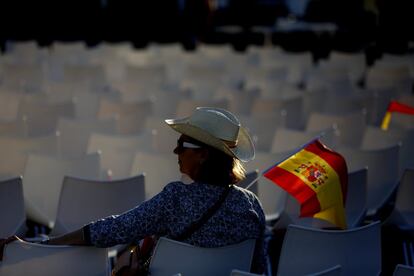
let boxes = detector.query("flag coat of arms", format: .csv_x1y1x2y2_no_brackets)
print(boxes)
263,140,348,229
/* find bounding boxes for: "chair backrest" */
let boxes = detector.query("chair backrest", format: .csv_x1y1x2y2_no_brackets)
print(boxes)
149,237,256,276
130,151,181,199
393,264,414,276
338,145,400,217
0,239,108,276
87,132,153,178
346,168,367,228
0,177,26,238
306,111,366,148
23,152,101,227
52,174,146,235
230,269,263,276
277,221,381,276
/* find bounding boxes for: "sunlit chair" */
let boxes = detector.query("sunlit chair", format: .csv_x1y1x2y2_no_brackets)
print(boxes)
0,93,20,121
0,239,109,276
277,222,381,276
0,63,44,92
51,174,145,235
148,237,256,276
338,145,400,217
0,177,26,238
23,152,101,227
130,151,181,199
144,116,178,154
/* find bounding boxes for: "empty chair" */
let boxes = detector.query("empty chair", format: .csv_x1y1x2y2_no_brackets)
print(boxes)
387,169,414,230
148,237,256,276
0,177,26,238
306,111,367,148
144,116,178,154
17,100,75,137
23,152,101,227
240,114,286,152
245,151,290,222
393,264,414,276
56,117,117,158
0,134,59,178
97,99,153,134
361,126,414,176
87,132,153,179
338,145,400,217
51,174,146,235
0,239,108,276
130,152,181,199
277,221,381,276
270,127,336,153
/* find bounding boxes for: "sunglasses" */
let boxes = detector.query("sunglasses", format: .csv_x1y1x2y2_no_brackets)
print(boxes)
176,139,202,150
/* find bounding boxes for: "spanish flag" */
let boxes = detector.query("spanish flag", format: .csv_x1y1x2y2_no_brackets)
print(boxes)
263,140,348,229
381,100,414,130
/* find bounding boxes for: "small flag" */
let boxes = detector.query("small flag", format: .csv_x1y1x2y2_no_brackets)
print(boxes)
263,140,348,229
381,100,414,130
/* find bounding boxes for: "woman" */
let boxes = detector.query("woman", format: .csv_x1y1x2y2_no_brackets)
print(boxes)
45,107,266,273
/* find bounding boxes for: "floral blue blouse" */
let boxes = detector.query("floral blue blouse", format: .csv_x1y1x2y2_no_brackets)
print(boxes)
84,181,266,273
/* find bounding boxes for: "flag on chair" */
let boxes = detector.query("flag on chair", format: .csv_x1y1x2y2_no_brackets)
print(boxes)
381,100,414,130
263,140,348,229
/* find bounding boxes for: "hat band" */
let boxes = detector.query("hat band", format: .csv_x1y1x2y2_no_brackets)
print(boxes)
223,139,238,148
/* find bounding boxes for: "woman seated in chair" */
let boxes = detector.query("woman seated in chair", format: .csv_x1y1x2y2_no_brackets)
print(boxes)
46,107,266,274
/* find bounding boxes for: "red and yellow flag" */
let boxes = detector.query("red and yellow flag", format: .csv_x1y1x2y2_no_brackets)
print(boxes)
263,140,348,229
381,100,414,130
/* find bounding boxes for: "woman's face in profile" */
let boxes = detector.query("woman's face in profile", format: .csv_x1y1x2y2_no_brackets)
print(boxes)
174,135,207,180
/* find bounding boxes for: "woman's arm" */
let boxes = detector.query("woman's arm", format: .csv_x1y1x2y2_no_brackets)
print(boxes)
46,228,90,246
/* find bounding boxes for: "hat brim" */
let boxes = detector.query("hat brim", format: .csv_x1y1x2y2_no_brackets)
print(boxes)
165,117,255,162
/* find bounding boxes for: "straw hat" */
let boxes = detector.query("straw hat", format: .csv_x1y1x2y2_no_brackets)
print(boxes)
165,107,255,162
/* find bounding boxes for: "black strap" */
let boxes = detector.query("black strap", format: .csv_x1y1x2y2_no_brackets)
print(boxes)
172,185,232,241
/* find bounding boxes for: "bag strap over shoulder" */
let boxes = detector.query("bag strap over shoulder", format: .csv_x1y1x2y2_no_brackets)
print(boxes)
172,185,232,241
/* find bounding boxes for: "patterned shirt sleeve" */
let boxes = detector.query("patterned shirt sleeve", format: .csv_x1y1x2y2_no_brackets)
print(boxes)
85,183,175,247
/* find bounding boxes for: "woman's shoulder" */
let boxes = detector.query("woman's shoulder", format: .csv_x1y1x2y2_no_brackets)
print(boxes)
231,185,260,202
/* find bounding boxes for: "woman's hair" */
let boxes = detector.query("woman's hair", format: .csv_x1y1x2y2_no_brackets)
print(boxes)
195,145,246,186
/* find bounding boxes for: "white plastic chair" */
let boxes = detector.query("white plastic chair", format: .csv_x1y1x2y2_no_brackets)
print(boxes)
23,152,101,227
0,239,109,276
130,152,181,199
338,145,400,217
0,177,26,238
277,222,381,276
148,237,256,276
51,174,146,235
